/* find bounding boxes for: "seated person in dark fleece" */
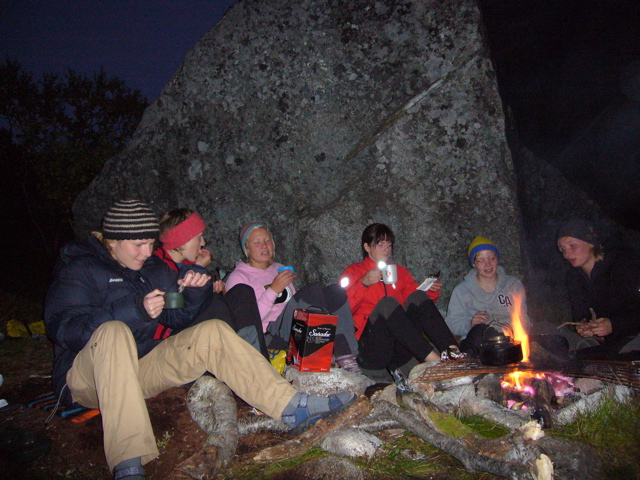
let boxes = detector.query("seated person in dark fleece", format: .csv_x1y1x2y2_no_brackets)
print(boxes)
557,219,640,360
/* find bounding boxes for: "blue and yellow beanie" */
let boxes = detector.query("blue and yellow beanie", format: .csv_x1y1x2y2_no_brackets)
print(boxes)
467,236,499,267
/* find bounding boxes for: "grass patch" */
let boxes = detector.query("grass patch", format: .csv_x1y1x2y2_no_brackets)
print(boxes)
459,415,510,439
550,390,640,479
221,445,329,479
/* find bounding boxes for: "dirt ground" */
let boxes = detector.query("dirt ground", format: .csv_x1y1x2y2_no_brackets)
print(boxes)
0,338,303,480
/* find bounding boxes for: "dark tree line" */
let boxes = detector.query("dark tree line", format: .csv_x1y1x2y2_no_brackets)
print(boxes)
0,58,148,298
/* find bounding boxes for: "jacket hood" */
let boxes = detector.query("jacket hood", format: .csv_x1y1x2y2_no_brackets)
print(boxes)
233,260,283,275
56,237,122,272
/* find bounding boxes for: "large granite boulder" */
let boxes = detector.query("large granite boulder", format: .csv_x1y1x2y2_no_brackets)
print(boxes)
74,0,523,308
511,142,640,324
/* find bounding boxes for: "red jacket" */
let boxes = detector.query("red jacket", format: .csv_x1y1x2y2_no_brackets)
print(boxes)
339,256,439,339
153,247,195,272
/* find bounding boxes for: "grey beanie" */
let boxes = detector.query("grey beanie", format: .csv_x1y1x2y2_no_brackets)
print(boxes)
557,219,600,246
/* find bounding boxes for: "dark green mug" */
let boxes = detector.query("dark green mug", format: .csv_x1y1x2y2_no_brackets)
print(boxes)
163,292,185,309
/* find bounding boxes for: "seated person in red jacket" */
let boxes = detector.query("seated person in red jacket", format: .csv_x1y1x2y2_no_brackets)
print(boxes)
154,208,268,358
339,223,463,375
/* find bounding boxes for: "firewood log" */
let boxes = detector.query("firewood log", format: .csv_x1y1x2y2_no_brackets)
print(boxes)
374,399,539,480
253,395,371,461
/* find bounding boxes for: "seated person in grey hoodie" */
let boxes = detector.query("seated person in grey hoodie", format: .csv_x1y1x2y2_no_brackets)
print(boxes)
445,236,530,356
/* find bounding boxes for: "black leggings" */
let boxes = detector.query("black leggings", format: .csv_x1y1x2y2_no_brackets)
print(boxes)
188,283,269,359
265,283,359,358
357,291,457,370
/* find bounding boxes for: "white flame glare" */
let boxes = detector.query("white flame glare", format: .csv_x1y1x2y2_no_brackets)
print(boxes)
377,261,386,269
511,293,529,362
339,277,350,288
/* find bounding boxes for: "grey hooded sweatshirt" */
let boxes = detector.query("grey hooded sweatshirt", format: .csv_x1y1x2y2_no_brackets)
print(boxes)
445,266,530,340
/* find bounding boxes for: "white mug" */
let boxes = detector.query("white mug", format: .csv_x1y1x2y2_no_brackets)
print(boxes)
382,264,398,284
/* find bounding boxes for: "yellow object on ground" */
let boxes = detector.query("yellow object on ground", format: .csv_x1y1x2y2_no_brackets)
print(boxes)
268,349,287,375
7,319,46,337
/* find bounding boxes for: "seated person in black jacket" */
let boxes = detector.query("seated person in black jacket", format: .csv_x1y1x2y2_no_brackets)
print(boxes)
45,200,355,480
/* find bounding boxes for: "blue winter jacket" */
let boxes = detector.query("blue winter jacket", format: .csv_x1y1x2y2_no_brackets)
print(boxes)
45,236,212,405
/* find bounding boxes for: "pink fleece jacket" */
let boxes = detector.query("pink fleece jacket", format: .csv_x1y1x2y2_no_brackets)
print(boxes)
225,261,297,333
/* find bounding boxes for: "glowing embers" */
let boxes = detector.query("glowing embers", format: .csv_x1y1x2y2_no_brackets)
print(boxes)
501,370,575,424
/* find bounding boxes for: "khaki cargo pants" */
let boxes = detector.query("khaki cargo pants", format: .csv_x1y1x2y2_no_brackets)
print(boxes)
66,319,297,471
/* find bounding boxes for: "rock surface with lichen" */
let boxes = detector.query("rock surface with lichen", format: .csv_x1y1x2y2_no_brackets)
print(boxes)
74,0,523,307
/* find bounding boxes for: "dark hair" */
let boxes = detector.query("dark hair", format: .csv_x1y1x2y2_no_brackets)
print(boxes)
361,223,395,259
159,208,195,238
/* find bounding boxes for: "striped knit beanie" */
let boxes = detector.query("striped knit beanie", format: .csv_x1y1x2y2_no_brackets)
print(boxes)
467,236,499,267
102,200,160,240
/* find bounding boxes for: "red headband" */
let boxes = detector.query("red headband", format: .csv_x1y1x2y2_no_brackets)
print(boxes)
160,213,206,250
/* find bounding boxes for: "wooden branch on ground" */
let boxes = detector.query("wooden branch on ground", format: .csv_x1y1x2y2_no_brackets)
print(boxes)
253,395,372,461
171,376,240,480
374,399,539,480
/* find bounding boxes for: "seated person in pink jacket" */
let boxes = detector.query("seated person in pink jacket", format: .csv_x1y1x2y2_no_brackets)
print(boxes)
225,223,361,373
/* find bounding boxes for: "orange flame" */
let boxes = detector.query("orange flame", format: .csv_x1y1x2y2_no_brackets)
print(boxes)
511,293,529,362
501,371,545,395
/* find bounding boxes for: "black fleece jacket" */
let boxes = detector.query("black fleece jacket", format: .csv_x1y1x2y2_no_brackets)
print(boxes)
566,246,640,343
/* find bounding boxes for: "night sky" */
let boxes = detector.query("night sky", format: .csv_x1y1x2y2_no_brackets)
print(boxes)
480,0,640,231
2,0,237,101
3,0,640,230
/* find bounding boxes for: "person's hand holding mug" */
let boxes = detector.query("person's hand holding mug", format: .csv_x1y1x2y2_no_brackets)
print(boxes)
271,269,295,294
144,289,165,318
362,268,382,286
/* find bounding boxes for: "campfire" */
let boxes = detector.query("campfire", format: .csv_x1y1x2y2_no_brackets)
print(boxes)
488,294,573,424
413,292,639,430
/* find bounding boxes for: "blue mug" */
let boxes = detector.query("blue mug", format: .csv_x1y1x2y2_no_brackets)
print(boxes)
278,266,295,273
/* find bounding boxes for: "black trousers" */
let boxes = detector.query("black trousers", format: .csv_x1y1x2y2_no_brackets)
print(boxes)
357,291,457,370
188,283,269,360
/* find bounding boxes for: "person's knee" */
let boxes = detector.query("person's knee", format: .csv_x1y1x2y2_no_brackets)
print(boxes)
405,290,429,308
294,283,323,305
92,320,134,343
192,319,236,343
323,283,348,311
226,283,253,298
373,296,402,319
